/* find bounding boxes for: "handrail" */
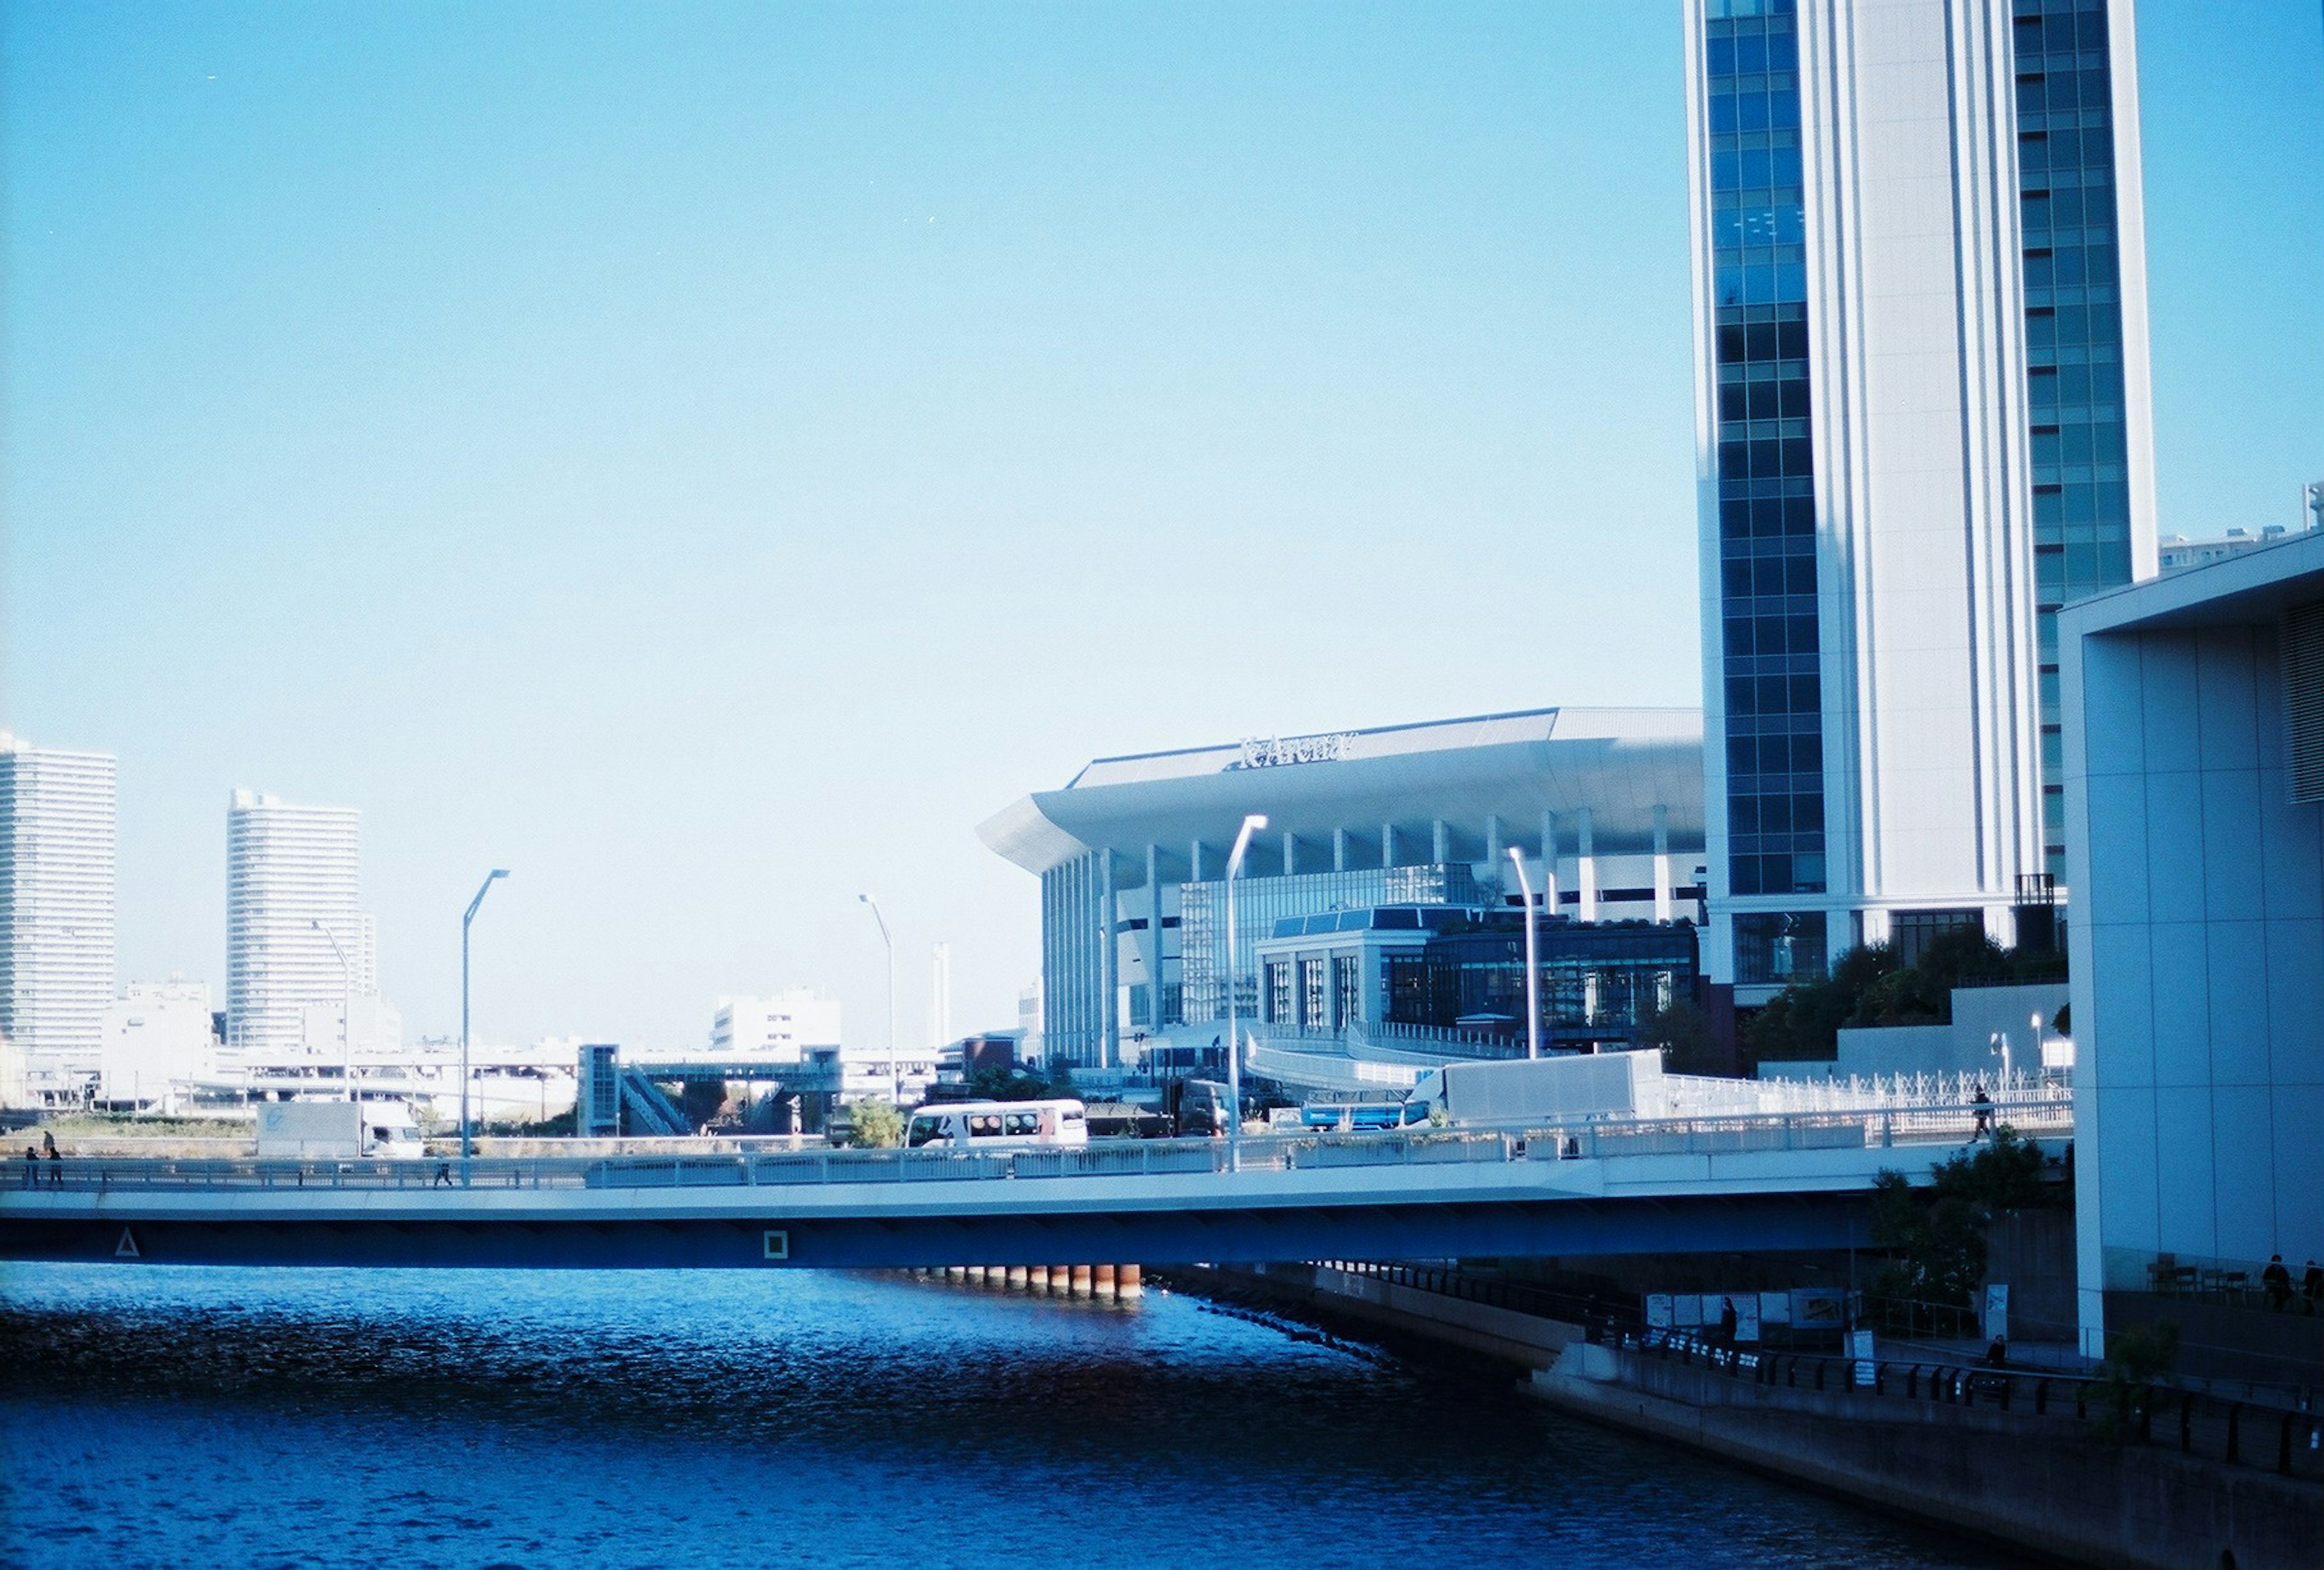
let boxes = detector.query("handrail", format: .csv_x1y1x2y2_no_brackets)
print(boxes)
1,1100,2068,1197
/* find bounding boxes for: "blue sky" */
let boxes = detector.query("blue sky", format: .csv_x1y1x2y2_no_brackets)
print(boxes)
7,1,2320,1049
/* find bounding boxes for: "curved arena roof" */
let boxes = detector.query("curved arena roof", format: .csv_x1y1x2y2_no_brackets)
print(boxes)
979,706,1707,881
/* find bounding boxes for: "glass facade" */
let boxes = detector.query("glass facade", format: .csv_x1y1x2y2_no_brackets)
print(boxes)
1731,910,1828,987
1703,0,1827,902
1178,864,1480,1025
2015,0,2135,881
1383,919,1702,1051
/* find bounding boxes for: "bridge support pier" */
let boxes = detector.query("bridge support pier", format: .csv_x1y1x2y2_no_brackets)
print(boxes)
1007,1264,1028,1289
1071,1263,1093,1296
1118,1263,1143,1299
1094,1264,1116,1299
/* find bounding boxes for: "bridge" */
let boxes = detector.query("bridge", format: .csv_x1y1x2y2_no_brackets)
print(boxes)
0,1097,2067,1271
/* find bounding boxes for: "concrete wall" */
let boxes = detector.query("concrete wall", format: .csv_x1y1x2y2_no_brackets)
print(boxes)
2063,586,2324,1355
1535,1352,2320,1570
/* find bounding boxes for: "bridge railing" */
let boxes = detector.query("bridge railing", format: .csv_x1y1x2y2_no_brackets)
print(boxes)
4,1101,2066,1197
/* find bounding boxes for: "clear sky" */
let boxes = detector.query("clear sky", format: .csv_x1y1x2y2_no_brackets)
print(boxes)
7,1,2320,1052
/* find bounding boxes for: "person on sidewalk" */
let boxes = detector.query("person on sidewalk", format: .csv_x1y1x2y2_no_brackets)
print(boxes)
2261,1254,2293,1311
1971,1085,1993,1141
2302,1260,2322,1316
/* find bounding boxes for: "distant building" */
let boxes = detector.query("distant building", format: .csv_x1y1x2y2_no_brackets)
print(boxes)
297,994,404,1059
711,989,842,1062
1684,0,2156,1001
0,735,117,1066
980,708,1705,1070
1016,980,1044,1066
2158,525,2308,573
97,980,218,1106
226,790,381,1057
2060,529,2324,1358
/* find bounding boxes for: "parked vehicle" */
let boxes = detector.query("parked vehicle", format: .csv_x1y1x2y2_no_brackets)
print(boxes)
904,1099,1089,1151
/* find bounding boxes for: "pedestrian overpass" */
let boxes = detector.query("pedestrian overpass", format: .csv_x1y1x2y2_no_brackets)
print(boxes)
0,1097,2067,1271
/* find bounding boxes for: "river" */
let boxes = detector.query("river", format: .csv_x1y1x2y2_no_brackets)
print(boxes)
1,1263,2012,1569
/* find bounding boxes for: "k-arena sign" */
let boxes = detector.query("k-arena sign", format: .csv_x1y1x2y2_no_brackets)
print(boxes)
1233,732,1356,770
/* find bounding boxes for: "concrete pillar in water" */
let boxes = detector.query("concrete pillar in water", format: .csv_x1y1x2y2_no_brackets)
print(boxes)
1117,1264,1144,1299
1006,1265,1028,1289
945,1266,965,1282
1030,1266,1051,1291
1093,1263,1116,1299
1070,1264,1093,1296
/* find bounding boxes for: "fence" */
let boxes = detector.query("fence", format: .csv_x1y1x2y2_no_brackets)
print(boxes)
1623,1327,2324,1483
4,1099,2062,1197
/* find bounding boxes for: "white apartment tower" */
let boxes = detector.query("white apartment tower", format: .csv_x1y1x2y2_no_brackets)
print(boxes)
0,735,117,1063
226,790,377,1056
1684,0,2155,997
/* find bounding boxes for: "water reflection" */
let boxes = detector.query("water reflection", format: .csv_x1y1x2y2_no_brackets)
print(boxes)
3,1264,2009,1570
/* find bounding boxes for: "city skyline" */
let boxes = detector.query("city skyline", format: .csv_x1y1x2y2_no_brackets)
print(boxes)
7,2,2319,1048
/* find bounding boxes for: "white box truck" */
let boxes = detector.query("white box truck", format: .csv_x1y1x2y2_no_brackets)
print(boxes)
256,1100,366,1160
1411,1050,1666,1126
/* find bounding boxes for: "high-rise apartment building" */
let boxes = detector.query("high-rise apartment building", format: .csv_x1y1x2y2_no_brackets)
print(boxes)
226,790,377,1056
1684,0,2155,999
0,735,117,1063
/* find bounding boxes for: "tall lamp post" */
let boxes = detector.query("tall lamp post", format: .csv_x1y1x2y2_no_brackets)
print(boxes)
462,869,509,1181
310,919,356,1108
1506,847,1542,1061
1223,813,1267,1174
859,894,898,1103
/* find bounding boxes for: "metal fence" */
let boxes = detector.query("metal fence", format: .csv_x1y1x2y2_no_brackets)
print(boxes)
2,1100,2060,1198
1625,1327,2324,1483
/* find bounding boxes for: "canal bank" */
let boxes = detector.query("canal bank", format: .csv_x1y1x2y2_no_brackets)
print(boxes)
1173,1263,2323,1570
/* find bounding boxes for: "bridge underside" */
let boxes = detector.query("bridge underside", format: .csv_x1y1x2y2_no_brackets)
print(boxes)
1,1192,1874,1270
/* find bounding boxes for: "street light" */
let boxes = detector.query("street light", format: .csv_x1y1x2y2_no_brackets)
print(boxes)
1507,847,1541,1061
1223,813,1267,1174
310,918,356,1109
859,894,899,1104
462,869,509,1180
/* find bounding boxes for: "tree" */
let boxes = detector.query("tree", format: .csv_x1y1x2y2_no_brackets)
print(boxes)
1870,1128,2062,1311
844,1100,904,1148
2096,1320,2179,1440
1640,1000,1725,1076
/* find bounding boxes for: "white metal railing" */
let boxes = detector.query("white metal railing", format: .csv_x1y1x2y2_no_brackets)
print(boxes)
3,1099,2068,1198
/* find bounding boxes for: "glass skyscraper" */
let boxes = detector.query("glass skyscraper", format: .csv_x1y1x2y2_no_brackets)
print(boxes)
1686,0,2155,997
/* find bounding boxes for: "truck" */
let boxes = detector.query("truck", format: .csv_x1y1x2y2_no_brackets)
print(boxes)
256,1099,425,1160
1409,1049,1667,1128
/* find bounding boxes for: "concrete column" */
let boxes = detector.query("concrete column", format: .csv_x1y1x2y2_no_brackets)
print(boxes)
1382,823,1397,868
1098,850,1118,1069
1117,1263,1144,1299
1653,806,1673,923
1007,1264,1028,1289
1432,818,1449,865
1485,814,1502,880
1189,838,1206,883
1094,1263,1117,1299
1282,831,1298,878
946,1266,965,1282
1070,1263,1094,1296
1147,842,1165,1033
1333,827,1350,872
1576,808,1597,922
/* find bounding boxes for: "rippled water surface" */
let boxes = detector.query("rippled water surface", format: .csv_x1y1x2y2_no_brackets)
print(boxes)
2,1264,2007,1569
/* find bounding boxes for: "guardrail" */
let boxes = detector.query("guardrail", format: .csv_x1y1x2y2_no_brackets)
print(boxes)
1,1100,2066,1197
1624,1327,2324,1482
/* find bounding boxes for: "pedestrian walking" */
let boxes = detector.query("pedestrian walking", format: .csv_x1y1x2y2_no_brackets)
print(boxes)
1718,1296,1739,1347
2262,1254,2293,1311
19,1146,36,1189
433,1160,453,1187
2302,1260,2322,1316
45,1146,62,1187
1971,1085,1993,1140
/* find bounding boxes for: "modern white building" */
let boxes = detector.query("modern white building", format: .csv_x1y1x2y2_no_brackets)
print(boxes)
297,994,404,1059
2060,530,2324,1356
1684,0,2156,1002
0,735,117,1067
225,790,381,1057
97,979,218,1106
980,708,1707,1070
710,989,843,1062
